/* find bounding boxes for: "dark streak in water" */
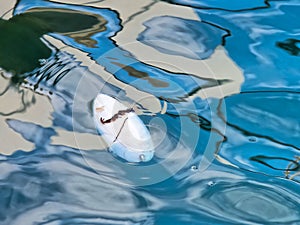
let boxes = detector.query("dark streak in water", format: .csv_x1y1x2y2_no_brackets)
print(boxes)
135,59,233,90
0,79,10,96
111,62,170,88
200,20,231,46
27,51,77,90
250,155,299,171
241,90,300,95
162,0,271,12
276,39,300,56
106,56,119,60
188,78,231,95
0,9,13,19
123,0,158,25
101,57,231,105
166,112,212,130
186,112,212,130
1,0,18,19
160,96,188,103
84,0,104,4
160,78,231,103
0,88,27,116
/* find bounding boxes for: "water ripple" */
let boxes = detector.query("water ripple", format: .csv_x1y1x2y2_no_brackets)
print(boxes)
0,146,158,225
0,0,300,224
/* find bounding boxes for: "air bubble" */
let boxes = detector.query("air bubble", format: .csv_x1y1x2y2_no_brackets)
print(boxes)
248,136,257,142
191,165,198,171
207,181,215,186
139,154,146,162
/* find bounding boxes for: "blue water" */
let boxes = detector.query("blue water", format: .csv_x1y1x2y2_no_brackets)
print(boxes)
1,0,300,224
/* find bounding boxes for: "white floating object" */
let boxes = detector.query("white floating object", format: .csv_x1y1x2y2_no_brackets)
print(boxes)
93,94,154,162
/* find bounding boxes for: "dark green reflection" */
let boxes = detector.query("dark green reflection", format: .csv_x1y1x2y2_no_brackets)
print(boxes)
276,38,300,56
0,8,106,75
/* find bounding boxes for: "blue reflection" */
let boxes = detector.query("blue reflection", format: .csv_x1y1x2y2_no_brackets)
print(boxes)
137,16,225,60
0,0,299,224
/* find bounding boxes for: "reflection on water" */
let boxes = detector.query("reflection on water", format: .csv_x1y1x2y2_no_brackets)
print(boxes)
0,7,106,74
0,0,300,224
217,91,300,183
137,15,225,60
1,140,300,224
277,38,300,57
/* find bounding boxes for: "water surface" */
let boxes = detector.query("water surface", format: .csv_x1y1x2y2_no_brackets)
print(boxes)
0,0,300,224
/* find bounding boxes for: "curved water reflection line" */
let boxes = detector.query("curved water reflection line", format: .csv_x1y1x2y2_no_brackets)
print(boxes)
122,0,158,25
43,35,165,115
200,20,231,46
0,73,42,117
191,181,300,223
162,0,271,12
12,0,243,103
66,1,244,99
14,3,221,111
27,7,108,48
250,155,299,171
0,0,299,224
276,38,300,56
112,4,244,98
218,94,300,152
1,0,286,182
286,156,300,180
0,144,158,225
0,1,16,19
148,163,300,224
215,91,300,181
